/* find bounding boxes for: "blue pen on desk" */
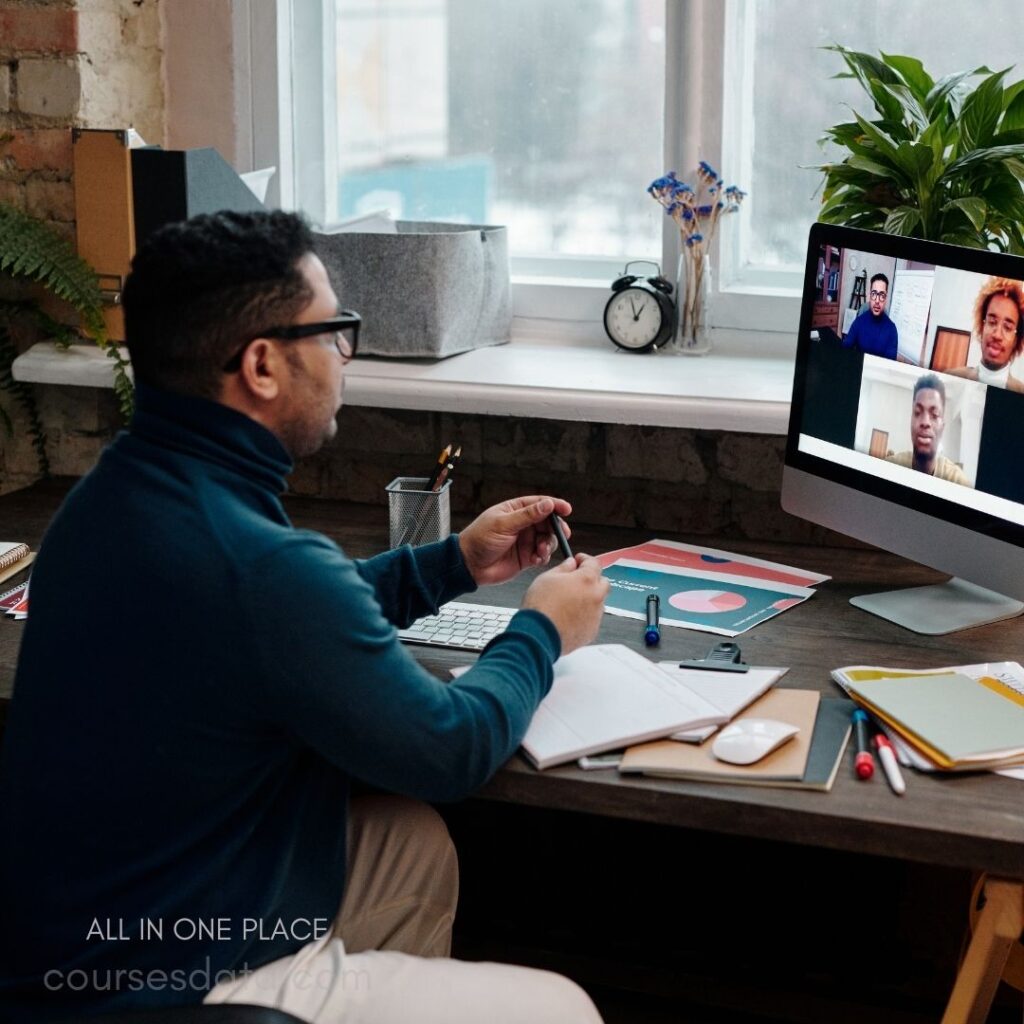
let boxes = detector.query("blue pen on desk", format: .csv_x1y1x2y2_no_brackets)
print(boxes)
644,593,661,647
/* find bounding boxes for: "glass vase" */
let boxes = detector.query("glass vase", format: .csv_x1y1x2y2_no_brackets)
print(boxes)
676,252,713,356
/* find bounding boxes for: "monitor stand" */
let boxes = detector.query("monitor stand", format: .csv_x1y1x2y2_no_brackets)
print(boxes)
850,577,1024,635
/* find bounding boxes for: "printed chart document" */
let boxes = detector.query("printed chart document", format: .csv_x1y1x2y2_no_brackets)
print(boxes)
602,560,816,636
453,644,727,769
596,538,831,587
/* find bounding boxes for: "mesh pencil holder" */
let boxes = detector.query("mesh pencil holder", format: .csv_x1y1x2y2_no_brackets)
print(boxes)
386,477,452,549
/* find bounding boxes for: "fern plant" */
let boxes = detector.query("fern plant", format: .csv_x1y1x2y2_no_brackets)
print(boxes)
817,47,1024,250
0,203,134,475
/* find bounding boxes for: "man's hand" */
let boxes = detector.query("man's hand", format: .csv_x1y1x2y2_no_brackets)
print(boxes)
522,555,609,656
459,495,572,587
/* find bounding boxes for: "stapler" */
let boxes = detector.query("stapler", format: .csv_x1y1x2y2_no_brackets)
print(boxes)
679,641,749,673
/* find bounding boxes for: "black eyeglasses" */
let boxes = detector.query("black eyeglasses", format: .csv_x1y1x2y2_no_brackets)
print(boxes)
222,312,361,373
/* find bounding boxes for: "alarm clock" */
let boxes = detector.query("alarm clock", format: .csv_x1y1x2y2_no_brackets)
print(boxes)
603,261,676,353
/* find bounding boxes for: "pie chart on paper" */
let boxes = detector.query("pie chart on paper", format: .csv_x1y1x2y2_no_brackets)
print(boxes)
669,589,747,615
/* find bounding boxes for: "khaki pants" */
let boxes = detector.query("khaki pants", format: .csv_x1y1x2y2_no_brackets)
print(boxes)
205,795,602,1024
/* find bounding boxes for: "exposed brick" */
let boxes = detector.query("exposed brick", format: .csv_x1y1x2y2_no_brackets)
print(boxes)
0,62,9,111
17,58,80,118
0,6,78,56
481,417,594,475
25,177,74,221
716,433,786,492
2,128,73,173
606,423,707,484
0,178,24,208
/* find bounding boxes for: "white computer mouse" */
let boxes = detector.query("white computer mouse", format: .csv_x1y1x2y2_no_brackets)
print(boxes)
711,718,800,766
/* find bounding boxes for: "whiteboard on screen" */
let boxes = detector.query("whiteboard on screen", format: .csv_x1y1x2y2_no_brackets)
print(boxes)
890,269,935,364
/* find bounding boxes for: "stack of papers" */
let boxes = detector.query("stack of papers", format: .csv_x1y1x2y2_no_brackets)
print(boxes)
597,539,830,636
833,662,1024,773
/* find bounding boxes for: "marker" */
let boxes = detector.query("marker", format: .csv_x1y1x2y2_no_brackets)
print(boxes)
873,732,906,795
644,593,661,647
549,513,574,561
852,709,875,780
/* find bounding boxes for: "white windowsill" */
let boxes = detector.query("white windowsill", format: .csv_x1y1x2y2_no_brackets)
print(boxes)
11,325,796,435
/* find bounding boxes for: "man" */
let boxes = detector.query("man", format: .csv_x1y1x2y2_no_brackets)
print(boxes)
945,276,1024,392
885,373,969,486
842,272,899,359
0,211,608,1023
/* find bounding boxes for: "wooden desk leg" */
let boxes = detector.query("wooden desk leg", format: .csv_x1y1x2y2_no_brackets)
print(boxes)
941,877,1024,1024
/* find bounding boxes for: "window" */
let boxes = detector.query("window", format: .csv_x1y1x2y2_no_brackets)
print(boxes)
263,0,1024,337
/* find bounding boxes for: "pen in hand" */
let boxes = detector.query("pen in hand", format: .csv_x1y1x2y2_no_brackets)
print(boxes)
549,513,574,561
644,593,661,647
873,732,906,795
852,709,875,780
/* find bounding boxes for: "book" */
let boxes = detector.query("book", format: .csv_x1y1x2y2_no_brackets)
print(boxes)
452,643,728,770
831,661,1024,773
0,542,34,586
618,688,823,786
843,671,1024,771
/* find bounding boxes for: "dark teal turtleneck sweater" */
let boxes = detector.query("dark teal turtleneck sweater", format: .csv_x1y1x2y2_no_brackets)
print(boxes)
0,383,559,1020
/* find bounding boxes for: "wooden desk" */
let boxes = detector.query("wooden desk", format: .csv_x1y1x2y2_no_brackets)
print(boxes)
1,479,1022,1022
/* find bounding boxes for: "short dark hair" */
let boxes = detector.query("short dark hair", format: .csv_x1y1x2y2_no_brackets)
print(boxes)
914,372,945,406
122,210,316,398
870,272,889,292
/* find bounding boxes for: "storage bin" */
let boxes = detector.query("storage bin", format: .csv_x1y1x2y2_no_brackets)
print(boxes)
314,221,511,358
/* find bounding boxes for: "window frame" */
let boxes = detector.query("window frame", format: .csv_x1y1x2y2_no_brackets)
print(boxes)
247,0,802,341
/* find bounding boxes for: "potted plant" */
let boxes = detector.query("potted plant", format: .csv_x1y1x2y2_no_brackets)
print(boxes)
817,46,1024,250
0,203,133,475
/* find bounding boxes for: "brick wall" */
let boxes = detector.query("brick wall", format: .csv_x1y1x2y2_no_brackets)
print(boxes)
0,0,160,493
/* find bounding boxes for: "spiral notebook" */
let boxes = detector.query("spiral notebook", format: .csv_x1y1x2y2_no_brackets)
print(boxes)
0,541,34,586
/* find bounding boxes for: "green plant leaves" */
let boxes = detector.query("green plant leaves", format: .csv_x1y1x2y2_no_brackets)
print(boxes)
818,48,1024,248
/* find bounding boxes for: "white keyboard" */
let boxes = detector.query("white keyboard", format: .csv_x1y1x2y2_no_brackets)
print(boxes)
397,601,517,652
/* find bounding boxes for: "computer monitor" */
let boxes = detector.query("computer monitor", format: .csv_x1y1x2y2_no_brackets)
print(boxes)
782,222,1024,635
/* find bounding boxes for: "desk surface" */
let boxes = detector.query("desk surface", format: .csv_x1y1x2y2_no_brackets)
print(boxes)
1,478,1022,881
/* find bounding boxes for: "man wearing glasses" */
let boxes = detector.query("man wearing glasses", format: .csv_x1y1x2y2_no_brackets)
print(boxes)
946,276,1024,392
842,272,899,360
0,212,606,1023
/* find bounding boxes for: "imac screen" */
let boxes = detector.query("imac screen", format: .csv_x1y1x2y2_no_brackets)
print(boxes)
788,223,1024,547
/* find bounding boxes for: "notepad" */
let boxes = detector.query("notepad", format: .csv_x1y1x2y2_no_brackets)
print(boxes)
453,643,727,770
844,672,1024,769
619,688,821,785
0,542,33,586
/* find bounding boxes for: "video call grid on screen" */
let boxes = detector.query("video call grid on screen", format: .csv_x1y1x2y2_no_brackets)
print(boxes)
788,224,1024,541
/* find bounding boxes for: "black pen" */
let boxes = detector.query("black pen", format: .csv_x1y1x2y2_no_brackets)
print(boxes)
644,593,661,647
549,513,573,561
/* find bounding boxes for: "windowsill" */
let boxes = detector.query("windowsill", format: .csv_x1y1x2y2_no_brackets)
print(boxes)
11,324,796,434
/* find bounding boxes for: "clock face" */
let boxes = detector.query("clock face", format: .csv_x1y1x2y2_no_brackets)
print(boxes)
604,286,667,350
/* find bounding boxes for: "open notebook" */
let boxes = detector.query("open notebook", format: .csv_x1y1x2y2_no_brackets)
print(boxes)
453,644,730,769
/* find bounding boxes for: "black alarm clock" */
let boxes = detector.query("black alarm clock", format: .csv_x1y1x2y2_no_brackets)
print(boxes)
603,261,676,352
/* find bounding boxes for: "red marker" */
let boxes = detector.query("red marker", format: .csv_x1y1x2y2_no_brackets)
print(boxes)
852,709,875,780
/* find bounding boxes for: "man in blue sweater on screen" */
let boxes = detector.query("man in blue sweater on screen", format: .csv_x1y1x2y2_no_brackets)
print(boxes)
842,272,899,359
0,211,608,1023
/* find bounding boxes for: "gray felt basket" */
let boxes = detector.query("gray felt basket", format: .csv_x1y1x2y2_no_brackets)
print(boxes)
313,221,511,359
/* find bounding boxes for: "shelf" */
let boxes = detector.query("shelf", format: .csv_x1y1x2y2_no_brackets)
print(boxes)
12,331,797,435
